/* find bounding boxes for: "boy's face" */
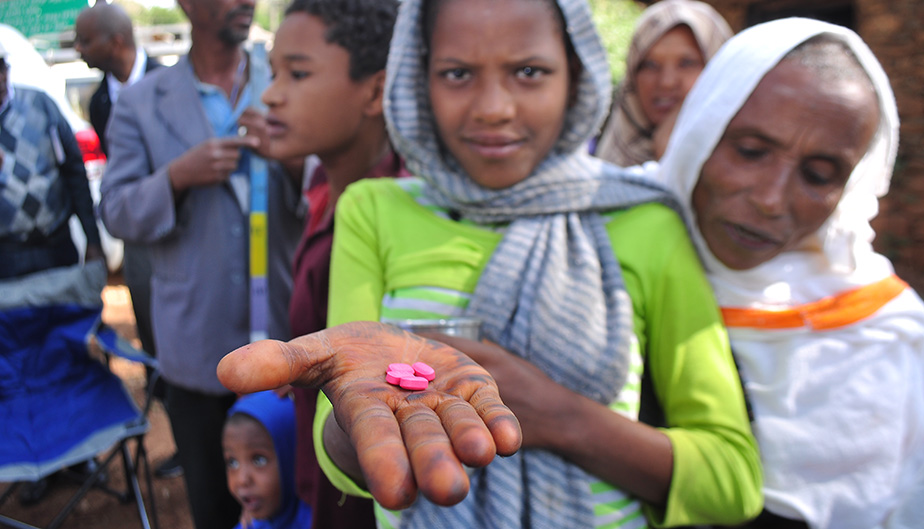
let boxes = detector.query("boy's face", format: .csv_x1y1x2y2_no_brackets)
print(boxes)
223,418,282,522
263,12,380,161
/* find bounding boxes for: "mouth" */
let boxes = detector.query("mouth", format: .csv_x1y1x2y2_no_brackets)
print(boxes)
228,7,255,27
650,96,680,114
723,221,782,250
238,493,263,513
265,116,287,138
463,134,524,159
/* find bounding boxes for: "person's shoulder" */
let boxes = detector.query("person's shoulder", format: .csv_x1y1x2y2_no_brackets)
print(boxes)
145,55,166,73
10,85,48,101
605,202,694,266
10,86,59,114
120,60,180,101
89,77,108,101
342,176,418,202
606,201,685,233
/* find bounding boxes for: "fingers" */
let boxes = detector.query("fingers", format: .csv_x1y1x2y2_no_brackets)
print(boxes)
217,335,334,393
468,385,523,457
396,404,470,506
342,396,420,509
215,134,260,154
415,334,523,457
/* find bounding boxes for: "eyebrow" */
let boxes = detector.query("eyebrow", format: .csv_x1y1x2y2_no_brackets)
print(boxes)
727,127,851,165
283,53,312,63
430,54,555,68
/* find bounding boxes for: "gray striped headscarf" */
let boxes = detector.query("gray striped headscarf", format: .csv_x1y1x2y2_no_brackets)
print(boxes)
384,0,679,527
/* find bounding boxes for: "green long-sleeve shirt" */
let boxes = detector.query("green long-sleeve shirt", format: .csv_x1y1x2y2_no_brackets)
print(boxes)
316,178,762,527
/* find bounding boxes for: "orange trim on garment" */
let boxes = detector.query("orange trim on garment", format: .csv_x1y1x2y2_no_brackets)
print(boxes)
721,275,908,331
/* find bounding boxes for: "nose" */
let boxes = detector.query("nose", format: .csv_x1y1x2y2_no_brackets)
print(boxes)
748,165,791,217
658,65,679,89
472,78,515,125
261,79,281,108
235,464,254,487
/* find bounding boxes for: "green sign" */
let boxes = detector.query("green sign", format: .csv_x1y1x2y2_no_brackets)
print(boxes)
0,0,88,38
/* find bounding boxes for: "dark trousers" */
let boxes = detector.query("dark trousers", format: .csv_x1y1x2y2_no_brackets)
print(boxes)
736,510,810,529
0,226,78,279
122,243,166,400
165,384,240,529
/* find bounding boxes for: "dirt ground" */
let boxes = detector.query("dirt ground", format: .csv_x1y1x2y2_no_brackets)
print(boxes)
0,278,195,529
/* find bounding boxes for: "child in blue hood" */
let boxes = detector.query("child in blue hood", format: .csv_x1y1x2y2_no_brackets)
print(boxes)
223,391,312,529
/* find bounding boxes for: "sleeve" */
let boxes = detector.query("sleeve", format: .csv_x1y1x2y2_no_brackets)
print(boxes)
98,90,178,244
46,96,101,248
313,181,387,498
617,205,763,527
326,181,388,326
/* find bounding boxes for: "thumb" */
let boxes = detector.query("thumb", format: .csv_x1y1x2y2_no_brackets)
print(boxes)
217,336,332,393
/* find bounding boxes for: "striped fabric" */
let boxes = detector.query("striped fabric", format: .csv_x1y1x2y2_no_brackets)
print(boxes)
377,184,651,529
383,0,680,526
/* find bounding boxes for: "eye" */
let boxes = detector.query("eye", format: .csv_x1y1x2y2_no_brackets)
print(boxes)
734,143,768,161
515,65,548,80
252,454,269,467
291,70,310,81
637,59,659,73
225,457,239,470
801,159,840,186
439,67,470,82
679,57,704,70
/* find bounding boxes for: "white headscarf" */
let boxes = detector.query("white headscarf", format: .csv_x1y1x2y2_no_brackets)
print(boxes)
658,17,899,308
658,18,924,529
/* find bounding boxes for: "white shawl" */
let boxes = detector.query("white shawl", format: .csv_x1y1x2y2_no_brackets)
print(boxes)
657,18,924,529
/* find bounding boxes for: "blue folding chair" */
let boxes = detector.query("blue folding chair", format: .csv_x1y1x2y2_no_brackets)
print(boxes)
0,262,159,529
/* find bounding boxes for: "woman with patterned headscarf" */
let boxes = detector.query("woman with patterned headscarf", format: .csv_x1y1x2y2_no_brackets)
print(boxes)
595,0,731,167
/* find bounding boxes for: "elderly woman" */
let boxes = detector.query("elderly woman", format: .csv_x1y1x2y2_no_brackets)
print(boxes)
656,17,924,529
594,0,731,166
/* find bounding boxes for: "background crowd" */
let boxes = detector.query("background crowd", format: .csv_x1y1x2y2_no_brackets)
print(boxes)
2,1,922,529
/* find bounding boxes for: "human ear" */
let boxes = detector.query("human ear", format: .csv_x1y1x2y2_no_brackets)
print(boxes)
362,70,387,118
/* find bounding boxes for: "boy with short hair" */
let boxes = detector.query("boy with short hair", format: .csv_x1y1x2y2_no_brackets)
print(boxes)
260,1,403,527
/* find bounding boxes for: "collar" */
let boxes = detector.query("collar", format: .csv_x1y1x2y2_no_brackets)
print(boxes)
107,49,148,105
721,275,908,331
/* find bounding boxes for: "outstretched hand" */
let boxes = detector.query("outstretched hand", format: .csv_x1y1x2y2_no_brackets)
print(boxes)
217,321,522,509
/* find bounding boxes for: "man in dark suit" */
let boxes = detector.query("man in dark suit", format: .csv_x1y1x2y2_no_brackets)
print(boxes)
75,2,161,156
74,1,181,480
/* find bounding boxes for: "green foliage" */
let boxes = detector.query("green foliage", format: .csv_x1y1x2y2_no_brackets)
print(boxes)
589,0,643,86
135,6,185,26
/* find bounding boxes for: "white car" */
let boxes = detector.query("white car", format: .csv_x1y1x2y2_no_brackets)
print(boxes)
1,22,123,273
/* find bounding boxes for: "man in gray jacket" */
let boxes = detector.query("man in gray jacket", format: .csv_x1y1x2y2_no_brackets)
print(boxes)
98,0,305,527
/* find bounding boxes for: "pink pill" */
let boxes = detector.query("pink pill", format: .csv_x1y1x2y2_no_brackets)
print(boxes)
388,363,415,374
385,370,409,385
412,362,435,381
399,376,429,391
